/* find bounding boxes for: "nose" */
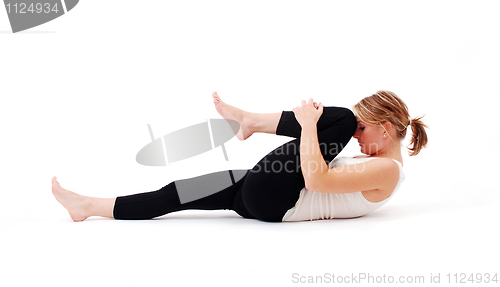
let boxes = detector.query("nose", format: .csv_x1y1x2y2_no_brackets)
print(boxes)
353,129,360,139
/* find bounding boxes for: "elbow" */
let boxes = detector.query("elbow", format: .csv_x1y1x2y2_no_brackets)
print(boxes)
304,176,314,191
304,175,320,191
305,182,314,191
303,165,329,191
306,182,323,193
305,172,331,193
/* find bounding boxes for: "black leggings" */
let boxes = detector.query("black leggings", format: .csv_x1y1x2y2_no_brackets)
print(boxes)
113,107,357,222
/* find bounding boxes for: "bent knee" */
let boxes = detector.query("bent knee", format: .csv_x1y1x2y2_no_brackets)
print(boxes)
338,107,357,132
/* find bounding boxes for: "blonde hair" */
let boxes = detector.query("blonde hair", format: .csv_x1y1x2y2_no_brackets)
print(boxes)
353,90,428,156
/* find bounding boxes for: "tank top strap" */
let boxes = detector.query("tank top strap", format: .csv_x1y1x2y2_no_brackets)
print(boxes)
391,159,403,168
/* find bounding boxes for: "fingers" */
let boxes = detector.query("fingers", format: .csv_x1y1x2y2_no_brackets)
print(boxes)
301,98,317,106
298,99,322,110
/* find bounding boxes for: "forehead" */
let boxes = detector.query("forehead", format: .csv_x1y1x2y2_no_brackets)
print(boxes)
356,117,366,124
356,117,378,127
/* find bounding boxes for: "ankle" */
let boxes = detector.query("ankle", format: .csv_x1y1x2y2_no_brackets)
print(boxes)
79,196,93,218
85,197,115,219
245,112,259,133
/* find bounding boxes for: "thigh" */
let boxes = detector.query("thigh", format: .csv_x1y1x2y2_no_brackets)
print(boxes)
277,106,357,140
241,138,305,222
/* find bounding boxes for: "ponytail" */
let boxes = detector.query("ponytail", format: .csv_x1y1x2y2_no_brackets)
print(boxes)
408,116,428,156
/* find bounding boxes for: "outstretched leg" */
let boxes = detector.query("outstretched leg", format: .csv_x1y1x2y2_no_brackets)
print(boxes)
52,172,256,222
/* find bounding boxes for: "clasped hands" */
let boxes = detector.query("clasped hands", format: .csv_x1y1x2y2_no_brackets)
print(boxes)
292,98,324,127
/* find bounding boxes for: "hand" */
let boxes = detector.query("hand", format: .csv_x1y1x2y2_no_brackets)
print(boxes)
292,98,324,127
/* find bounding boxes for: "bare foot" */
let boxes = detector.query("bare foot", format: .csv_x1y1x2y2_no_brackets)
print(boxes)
212,91,254,140
51,177,89,222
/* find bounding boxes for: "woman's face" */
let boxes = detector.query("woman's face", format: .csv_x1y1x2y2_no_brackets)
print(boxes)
352,118,386,155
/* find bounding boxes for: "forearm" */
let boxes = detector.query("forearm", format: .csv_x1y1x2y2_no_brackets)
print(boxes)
299,123,329,190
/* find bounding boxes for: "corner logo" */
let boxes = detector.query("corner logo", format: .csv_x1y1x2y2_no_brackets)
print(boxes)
3,0,79,33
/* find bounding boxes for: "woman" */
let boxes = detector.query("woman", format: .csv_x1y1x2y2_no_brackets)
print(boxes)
52,90,428,222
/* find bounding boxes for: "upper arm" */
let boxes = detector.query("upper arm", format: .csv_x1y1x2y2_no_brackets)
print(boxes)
308,158,400,194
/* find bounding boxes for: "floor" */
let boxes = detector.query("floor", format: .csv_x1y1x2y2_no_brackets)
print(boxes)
2,169,498,286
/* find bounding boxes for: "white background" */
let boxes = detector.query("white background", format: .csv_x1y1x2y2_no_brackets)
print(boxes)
1,1,498,286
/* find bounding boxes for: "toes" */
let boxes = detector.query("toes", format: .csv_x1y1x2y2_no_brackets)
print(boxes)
213,95,220,104
212,92,220,100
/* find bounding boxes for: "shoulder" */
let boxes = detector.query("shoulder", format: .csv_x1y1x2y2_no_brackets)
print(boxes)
337,156,399,175
362,158,400,180
359,158,401,201
366,157,400,170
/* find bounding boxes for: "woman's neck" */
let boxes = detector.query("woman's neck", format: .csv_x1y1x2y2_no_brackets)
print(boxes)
370,141,404,164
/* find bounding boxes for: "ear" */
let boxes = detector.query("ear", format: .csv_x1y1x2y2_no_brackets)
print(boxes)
382,121,393,131
382,121,393,138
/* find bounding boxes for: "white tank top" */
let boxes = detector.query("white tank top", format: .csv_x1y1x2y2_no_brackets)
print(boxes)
282,156,405,222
